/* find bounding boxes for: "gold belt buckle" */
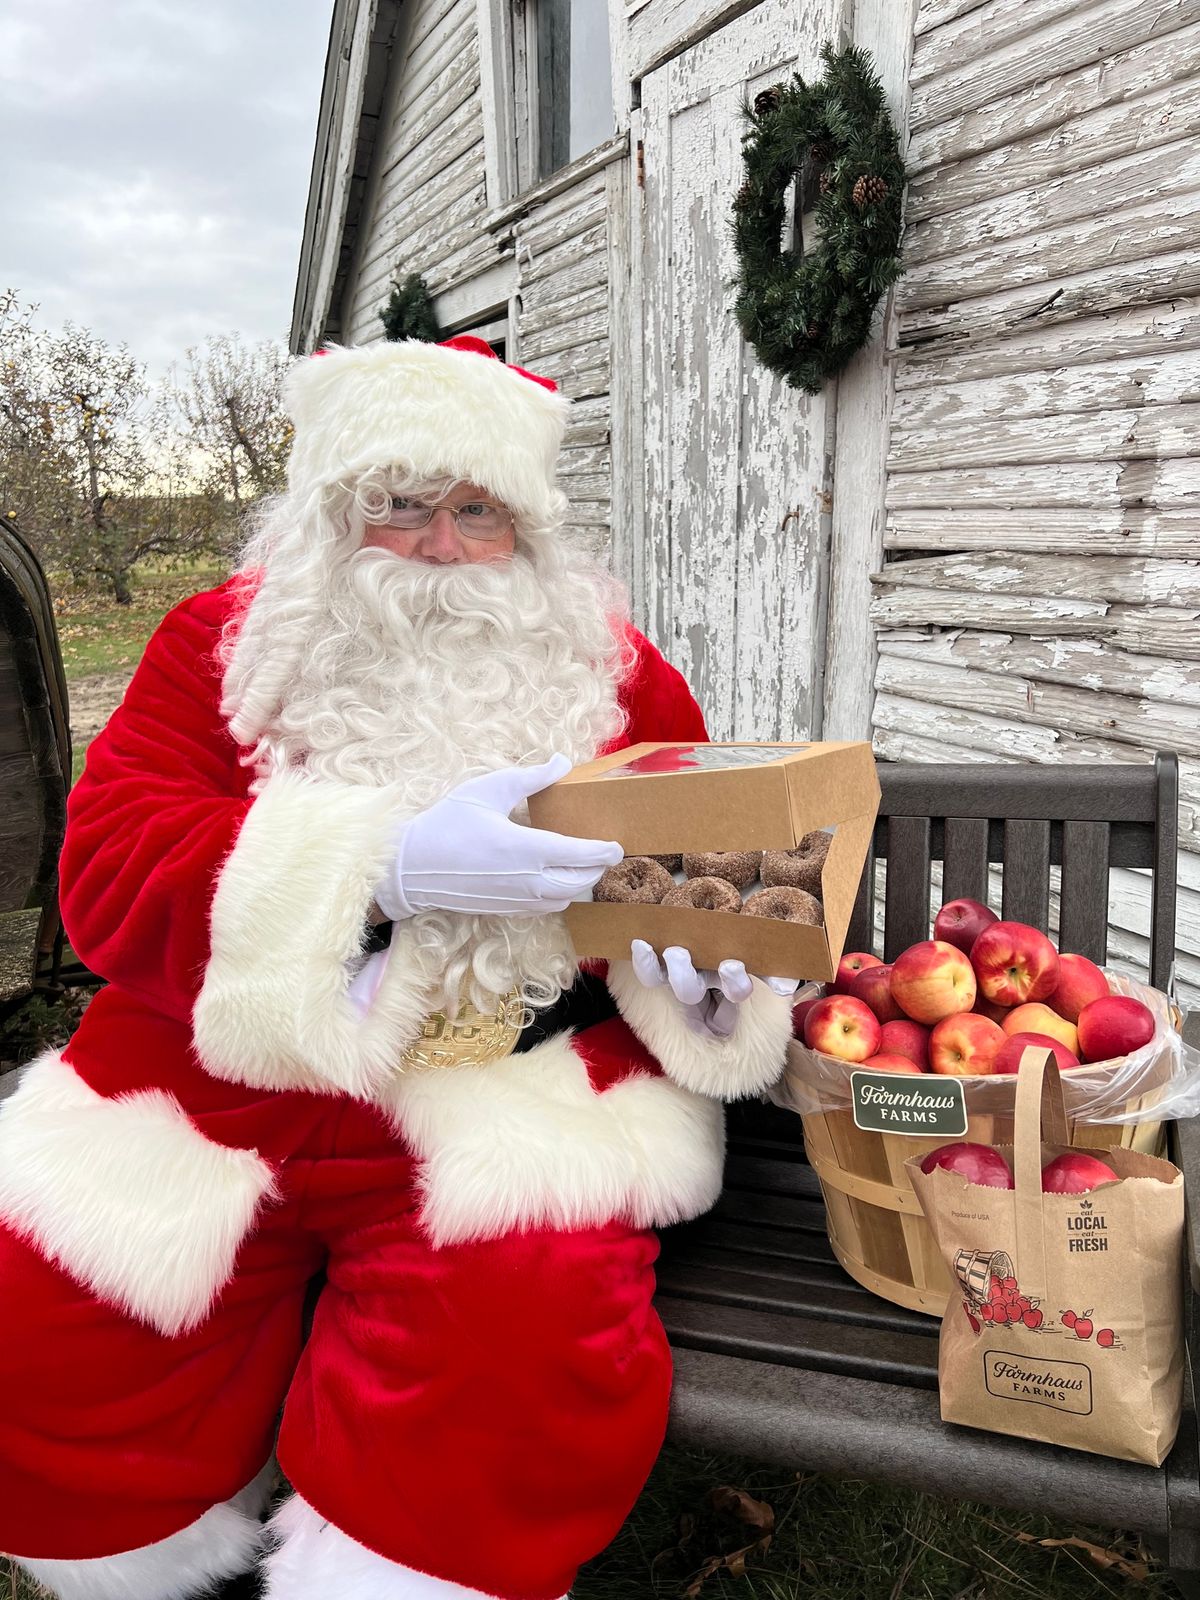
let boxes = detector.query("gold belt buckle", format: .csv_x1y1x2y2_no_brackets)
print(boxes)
400,992,527,1072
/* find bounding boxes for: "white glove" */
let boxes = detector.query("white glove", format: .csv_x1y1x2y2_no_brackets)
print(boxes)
631,940,799,1038
375,754,622,921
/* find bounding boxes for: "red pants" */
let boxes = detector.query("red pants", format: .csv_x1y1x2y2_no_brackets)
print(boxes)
0,1096,672,1600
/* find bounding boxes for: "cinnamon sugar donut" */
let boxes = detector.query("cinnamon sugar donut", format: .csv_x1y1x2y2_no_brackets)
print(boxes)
593,856,674,904
742,886,822,924
650,854,683,872
760,830,831,896
682,850,762,890
662,876,743,913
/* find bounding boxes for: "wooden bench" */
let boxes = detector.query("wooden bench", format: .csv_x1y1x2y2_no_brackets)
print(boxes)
658,754,1200,1588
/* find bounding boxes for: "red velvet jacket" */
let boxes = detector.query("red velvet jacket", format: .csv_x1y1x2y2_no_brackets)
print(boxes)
0,579,793,1340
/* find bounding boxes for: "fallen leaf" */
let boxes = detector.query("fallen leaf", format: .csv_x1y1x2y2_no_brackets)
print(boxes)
1013,1531,1149,1580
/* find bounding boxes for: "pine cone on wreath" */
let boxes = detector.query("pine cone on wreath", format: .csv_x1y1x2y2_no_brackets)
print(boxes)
805,320,821,341
819,169,835,196
852,174,889,209
754,84,783,117
736,180,755,209
810,139,834,165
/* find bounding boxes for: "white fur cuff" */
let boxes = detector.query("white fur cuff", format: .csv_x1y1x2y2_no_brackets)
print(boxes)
193,771,436,1098
0,1053,277,1336
606,961,793,1100
380,1031,724,1247
265,1493,569,1598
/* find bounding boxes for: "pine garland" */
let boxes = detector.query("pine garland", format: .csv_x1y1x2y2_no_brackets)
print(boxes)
379,273,442,343
732,44,905,395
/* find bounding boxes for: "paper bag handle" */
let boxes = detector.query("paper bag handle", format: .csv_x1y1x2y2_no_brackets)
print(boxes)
1013,1046,1070,1302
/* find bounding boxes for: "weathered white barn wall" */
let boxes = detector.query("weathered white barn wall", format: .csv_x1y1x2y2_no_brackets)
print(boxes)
876,0,1200,1001
337,0,618,560
636,0,840,743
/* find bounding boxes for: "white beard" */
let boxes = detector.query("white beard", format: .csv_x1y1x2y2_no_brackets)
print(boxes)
225,545,628,1015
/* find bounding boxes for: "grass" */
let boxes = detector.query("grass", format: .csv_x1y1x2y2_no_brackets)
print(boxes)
0,1452,1181,1598
11,573,1184,1599
52,561,226,680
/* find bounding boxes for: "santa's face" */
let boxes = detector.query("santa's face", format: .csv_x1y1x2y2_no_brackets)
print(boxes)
359,480,517,565
222,466,629,1016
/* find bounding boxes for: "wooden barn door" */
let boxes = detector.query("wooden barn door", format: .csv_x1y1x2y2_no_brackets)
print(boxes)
637,0,841,741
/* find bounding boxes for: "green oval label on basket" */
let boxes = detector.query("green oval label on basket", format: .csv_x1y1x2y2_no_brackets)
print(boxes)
850,1071,968,1137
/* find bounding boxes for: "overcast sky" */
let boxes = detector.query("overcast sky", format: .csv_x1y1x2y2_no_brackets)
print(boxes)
2,0,333,380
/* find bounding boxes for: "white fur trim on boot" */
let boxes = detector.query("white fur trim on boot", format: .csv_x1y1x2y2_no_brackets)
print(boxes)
10,1460,274,1600
380,1030,724,1246
0,1052,277,1335
262,1494,568,1599
606,960,793,1099
193,770,438,1099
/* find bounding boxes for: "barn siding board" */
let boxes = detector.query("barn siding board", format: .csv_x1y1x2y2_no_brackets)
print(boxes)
908,18,1200,172
884,509,1199,559
907,77,1200,224
908,0,1200,129
880,0,1200,995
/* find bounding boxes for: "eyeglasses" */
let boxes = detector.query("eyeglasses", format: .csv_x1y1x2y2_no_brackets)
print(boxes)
385,496,514,540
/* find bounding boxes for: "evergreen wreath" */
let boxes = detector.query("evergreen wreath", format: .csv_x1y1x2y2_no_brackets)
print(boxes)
379,272,442,343
732,44,905,395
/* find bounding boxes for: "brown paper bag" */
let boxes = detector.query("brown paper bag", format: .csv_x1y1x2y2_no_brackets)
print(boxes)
908,1047,1185,1466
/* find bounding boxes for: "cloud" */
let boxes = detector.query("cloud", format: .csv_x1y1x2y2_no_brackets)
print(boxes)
2,0,332,377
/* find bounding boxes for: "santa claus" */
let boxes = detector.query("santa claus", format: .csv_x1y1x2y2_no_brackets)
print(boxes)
0,336,795,1600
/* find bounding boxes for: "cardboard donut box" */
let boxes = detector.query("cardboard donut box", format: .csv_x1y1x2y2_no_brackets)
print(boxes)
529,741,881,982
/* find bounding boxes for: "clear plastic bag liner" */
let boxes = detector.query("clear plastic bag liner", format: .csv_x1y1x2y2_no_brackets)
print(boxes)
769,971,1200,1127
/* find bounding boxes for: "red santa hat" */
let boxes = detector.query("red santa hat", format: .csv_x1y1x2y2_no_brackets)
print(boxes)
283,335,569,527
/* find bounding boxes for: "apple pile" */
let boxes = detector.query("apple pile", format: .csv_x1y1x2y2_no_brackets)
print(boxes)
796,898,1158,1077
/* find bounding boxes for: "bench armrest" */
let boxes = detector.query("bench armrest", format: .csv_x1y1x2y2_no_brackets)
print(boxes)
1175,1012,1200,1294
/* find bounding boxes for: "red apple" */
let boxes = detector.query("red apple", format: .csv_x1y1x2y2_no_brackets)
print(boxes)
974,994,1013,1025
879,1019,931,1070
890,940,977,1025
861,1052,924,1074
803,995,882,1063
1074,1317,1093,1340
971,921,1060,1006
832,951,883,995
1047,953,1110,1024
1041,1153,1118,1193
929,1012,1005,1076
993,1032,1080,1075
920,1141,1014,1188
848,962,905,1023
792,996,820,1038
1096,1328,1115,1348
1023,1308,1043,1330
1076,995,1155,1063
1002,1003,1078,1056
933,897,999,954
1062,1309,1077,1328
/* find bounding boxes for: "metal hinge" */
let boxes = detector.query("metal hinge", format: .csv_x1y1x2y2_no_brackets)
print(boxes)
636,139,645,188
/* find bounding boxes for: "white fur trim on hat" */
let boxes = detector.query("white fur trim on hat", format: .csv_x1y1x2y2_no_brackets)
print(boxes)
0,1053,277,1336
264,1493,566,1599
379,1030,724,1247
606,961,793,1100
193,770,438,1100
10,1461,273,1597
284,341,570,525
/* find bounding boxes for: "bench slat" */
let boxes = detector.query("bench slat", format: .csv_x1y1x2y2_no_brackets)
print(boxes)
1001,818,1051,931
941,816,990,905
884,816,931,958
657,1294,938,1386
1058,820,1111,965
